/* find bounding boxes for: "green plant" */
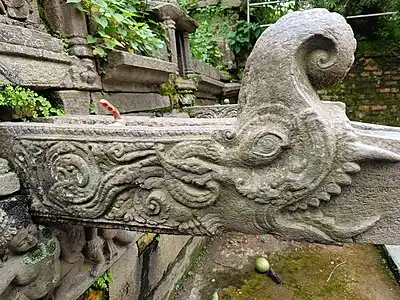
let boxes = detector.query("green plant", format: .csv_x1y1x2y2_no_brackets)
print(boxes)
190,20,224,67
0,84,64,120
91,270,113,292
305,0,400,41
177,0,198,13
227,21,262,55
67,0,166,58
160,80,183,109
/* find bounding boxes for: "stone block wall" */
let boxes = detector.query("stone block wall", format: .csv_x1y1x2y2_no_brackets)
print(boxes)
318,55,400,126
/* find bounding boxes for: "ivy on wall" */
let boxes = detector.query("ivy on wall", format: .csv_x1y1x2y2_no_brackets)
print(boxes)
67,0,167,58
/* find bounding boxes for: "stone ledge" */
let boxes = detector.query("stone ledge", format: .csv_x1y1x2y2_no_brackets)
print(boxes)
102,51,177,92
149,2,198,32
193,59,221,81
0,42,101,90
0,23,64,53
195,74,225,100
92,92,171,114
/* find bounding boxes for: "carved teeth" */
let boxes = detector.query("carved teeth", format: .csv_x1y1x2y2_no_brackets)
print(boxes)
317,191,331,201
326,183,341,195
287,205,297,212
298,203,308,210
342,162,361,173
307,198,320,207
335,173,352,186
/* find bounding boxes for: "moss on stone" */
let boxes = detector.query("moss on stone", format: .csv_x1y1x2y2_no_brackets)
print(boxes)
213,244,400,300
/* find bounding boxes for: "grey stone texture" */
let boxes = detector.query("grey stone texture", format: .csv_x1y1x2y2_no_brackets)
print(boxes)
92,92,171,114
193,59,221,80
0,158,19,196
220,0,242,7
54,91,91,115
0,23,64,52
2,9,400,246
0,42,101,90
150,2,198,33
102,50,177,92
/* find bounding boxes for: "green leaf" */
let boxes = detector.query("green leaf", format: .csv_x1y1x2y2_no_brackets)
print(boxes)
93,46,106,57
86,35,99,44
66,0,81,3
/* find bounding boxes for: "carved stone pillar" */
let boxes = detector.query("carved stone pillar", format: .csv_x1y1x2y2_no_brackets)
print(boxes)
43,0,92,57
59,1,92,57
164,17,178,72
182,32,194,75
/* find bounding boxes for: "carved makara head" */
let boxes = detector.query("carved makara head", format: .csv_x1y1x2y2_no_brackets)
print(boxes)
159,9,400,242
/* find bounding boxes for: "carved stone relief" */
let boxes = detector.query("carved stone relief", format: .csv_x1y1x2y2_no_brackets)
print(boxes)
1,9,400,245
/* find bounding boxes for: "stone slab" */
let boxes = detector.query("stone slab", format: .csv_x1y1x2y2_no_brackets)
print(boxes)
92,92,171,114
220,0,242,7
151,237,207,300
193,59,221,80
0,42,101,90
149,2,198,33
147,235,191,291
102,51,177,92
54,91,91,115
383,245,400,283
108,235,141,300
194,74,225,99
0,23,64,53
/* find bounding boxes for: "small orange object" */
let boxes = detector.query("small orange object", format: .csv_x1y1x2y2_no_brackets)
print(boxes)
100,99,122,122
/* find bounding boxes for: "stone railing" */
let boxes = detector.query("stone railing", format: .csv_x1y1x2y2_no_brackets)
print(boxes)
2,7,400,299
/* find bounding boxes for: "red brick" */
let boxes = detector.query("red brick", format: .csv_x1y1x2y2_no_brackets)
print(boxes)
380,88,391,93
364,64,378,71
370,105,387,111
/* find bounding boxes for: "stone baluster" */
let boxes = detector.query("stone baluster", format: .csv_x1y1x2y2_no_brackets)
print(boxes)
164,17,178,72
182,31,194,75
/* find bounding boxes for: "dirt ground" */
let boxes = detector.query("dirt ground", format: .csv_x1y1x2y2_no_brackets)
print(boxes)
171,233,400,300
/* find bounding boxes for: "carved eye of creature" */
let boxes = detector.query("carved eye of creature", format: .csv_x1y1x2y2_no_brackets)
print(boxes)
252,133,285,158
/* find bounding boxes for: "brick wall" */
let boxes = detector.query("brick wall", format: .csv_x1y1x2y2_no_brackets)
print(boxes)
318,55,400,126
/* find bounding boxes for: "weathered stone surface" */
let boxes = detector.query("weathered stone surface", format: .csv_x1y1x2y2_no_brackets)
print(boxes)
54,91,91,115
0,0,43,30
193,59,221,80
223,82,241,103
194,74,224,99
147,235,191,289
183,104,238,118
108,241,141,300
0,42,101,90
196,0,219,7
0,158,19,196
92,92,171,114
0,172,20,196
220,0,241,7
149,2,198,33
102,51,177,92
150,237,207,300
0,23,64,52
2,9,400,245
384,245,400,283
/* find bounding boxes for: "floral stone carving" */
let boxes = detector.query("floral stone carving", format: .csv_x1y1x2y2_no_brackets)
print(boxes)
1,9,400,244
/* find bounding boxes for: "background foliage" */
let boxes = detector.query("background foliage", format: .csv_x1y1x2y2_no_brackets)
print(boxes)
0,85,64,120
67,0,166,58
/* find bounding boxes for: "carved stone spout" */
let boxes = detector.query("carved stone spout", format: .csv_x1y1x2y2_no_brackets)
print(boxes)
1,9,400,244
